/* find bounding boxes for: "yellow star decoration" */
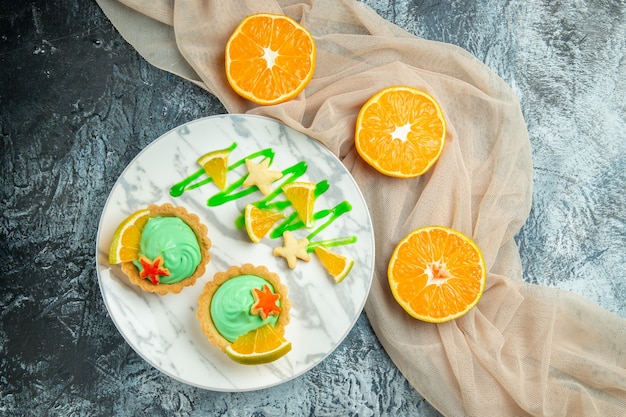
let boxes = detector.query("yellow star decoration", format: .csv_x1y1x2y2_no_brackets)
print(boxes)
242,158,283,195
273,231,310,269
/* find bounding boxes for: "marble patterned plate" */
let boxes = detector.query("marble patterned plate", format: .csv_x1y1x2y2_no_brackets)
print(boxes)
95,114,375,391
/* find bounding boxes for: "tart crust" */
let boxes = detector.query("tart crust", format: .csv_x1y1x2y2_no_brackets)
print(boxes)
121,203,211,295
196,264,291,351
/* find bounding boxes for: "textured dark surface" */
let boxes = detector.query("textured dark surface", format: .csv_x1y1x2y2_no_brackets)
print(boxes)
1,0,624,415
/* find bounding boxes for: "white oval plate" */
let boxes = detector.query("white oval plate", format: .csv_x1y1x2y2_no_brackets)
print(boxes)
95,114,375,391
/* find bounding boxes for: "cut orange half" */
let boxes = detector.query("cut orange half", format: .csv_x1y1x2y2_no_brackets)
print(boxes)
314,246,354,283
244,203,285,243
108,209,150,264
388,226,486,323
197,147,231,190
282,181,316,227
225,13,316,105
225,324,292,365
355,86,446,178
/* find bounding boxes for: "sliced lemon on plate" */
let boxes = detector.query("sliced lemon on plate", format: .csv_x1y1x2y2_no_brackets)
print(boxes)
225,324,292,365
108,209,150,264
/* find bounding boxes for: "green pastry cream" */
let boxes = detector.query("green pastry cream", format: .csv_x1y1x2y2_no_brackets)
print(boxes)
210,275,280,342
134,216,201,284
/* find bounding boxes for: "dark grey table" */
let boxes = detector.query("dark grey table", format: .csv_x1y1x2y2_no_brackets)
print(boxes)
2,1,624,415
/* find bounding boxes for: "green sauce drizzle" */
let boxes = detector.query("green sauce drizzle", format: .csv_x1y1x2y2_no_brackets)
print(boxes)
208,160,307,207
170,142,357,251
169,143,272,198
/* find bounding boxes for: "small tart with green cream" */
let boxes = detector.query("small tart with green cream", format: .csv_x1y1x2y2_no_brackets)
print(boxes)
196,264,291,360
116,203,211,295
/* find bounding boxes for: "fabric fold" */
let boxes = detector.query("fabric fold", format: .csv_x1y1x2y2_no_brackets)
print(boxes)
95,0,626,415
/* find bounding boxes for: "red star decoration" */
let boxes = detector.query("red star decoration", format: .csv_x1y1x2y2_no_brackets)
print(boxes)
250,284,281,320
139,256,170,285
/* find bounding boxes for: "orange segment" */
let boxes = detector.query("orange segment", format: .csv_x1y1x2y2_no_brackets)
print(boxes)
244,203,285,243
108,209,150,264
355,86,446,178
387,226,486,323
225,324,292,365
225,13,316,105
282,182,316,227
197,147,231,190
314,246,354,283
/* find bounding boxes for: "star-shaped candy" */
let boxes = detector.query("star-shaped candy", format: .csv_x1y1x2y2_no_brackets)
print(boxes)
273,231,310,269
242,158,283,195
139,256,170,285
250,284,281,320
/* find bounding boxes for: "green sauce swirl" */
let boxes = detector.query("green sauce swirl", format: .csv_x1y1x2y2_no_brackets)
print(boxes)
134,217,201,284
170,143,357,253
210,275,280,342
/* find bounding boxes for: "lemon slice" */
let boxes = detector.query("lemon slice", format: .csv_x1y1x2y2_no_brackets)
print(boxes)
314,246,354,283
225,324,292,365
282,181,316,227
108,209,150,264
244,204,285,243
197,148,231,190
